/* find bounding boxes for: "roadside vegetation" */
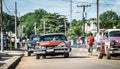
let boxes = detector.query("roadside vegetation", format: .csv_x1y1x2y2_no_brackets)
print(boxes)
3,9,120,40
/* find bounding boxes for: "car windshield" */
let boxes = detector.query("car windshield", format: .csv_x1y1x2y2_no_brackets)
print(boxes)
109,31,120,37
40,35,67,41
30,35,40,41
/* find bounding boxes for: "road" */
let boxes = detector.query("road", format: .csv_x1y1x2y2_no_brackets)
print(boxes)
16,48,120,69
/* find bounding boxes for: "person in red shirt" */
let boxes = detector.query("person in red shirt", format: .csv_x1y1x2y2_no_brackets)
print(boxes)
87,33,94,55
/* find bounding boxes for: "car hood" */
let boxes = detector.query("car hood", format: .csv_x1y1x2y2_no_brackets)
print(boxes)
107,37,120,46
108,37,120,41
29,40,38,44
39,40,63,46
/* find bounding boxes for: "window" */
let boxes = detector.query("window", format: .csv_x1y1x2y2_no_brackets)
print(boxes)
40,35,67,41
109,31,120,37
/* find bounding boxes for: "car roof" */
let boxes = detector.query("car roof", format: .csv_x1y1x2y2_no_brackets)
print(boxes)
30,34,41,38
41,33,65,36
106,29,120,32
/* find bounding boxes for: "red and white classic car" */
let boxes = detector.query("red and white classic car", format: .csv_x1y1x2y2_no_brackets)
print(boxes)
33,33,71,59
97,29,120,59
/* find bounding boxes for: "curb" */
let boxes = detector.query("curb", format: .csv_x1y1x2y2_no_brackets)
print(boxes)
0,54,24,69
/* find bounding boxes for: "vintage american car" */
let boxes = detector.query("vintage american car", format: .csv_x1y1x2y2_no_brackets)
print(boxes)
33,33,71,59
97,29,120,59
27,34,41,56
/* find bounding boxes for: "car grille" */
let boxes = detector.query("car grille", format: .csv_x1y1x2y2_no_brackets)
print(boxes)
46,47,54,49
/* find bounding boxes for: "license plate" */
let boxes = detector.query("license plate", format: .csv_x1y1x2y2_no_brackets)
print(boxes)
47,49,54,52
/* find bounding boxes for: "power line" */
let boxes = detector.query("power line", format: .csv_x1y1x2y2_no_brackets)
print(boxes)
103,0,112,10
2,0,14,15
6,0,14,9
3,0,14,15
77,4,91,37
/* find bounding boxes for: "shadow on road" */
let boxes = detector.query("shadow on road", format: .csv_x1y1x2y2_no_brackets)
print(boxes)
109,57,120,60
41,55,90,59
69,55,90,58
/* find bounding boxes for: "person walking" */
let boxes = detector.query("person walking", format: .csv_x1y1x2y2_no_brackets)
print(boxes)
87,33,94,56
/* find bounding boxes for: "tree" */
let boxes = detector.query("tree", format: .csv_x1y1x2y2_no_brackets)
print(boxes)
67,19,83,39
20,9,69,37
99,10,119,29
3,12,20,33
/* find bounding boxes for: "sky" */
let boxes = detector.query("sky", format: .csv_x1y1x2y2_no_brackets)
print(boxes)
2,0,120,21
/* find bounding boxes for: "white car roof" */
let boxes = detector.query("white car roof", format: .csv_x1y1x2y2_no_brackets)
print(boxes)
106,29,120,32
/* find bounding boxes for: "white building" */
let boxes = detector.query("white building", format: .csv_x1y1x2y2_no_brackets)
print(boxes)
85,20,97,33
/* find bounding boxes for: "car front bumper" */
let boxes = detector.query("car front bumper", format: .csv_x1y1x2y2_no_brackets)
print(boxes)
34,47,70,55
109,48,120,54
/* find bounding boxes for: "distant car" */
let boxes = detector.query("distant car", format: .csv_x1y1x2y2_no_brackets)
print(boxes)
34,33,71,59
97,29,120,59
27,34,41,56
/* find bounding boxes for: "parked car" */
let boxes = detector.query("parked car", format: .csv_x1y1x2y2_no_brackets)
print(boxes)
34,33,71,59
97,29,120,59
27,34,41,56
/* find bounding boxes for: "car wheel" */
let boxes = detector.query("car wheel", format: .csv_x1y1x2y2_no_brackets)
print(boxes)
28,51,31,56
98,51,103,59
106,48,111,59
64,53,69,58
69,48,72,52
36,54,40,59
41,56,46,59
97,47,103,59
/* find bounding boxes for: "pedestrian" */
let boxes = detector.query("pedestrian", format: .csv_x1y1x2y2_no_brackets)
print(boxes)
3,35,7,50
11,37,15,49
79,37,83,47
76,38,80,48
87,33,94,55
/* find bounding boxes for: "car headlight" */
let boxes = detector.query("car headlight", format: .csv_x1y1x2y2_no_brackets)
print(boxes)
35,44,41,49
35,44,46,50
110,40,116,46
57,42,66,47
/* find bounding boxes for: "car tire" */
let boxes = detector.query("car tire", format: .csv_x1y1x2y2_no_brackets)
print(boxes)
64,53,69,58
106,48,111,59
69,48,72,52
98,52,103,59
97,48,103,59
28,51,31,56
36,54,40,59
41,56,46,59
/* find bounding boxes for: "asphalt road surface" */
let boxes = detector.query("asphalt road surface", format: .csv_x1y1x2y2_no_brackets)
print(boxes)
16,48,120,69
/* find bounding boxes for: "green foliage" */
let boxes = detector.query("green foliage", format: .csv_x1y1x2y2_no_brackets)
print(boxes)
99,10,119,29
67,19,83,39
4,9,120,40
3,12,19,33
20,9,69,37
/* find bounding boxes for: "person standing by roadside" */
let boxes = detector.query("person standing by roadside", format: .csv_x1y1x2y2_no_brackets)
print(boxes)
76,38,80,48
87,33,94,55
11,37,15,49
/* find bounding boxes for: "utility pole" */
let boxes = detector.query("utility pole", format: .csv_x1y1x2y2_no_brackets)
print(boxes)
0,0,3,52
34,22,36,34
42,19,46,34
97,0,99,33
15,0,17,49
70,0,72,28
64,16,67,36
77,5,91,37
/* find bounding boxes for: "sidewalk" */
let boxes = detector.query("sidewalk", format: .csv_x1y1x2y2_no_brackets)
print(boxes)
0,49,24,69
